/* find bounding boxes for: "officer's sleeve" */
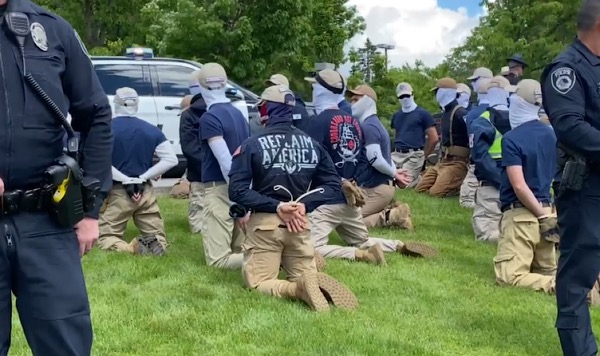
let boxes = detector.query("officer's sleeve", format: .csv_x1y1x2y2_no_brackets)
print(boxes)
542,63,600,161
228,142,281,213
303,144,343,213
61,24,113,219
471,119,501,187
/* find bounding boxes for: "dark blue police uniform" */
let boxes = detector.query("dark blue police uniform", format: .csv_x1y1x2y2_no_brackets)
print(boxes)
0,1,113,355
356,115,393,188
466,112,502,189
541,37,600,356
180,94,207,183
390,107,435,153
199,103,249,183
112,116,167,176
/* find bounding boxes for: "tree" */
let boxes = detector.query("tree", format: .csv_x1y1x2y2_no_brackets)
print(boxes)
346,38,386,83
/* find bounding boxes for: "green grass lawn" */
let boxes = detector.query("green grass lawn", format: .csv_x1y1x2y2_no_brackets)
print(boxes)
8,190,599,355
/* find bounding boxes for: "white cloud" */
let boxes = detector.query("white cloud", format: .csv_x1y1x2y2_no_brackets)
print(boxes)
341,0,484,73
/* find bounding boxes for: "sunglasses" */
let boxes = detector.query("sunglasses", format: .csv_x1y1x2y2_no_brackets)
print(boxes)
398,95,411,99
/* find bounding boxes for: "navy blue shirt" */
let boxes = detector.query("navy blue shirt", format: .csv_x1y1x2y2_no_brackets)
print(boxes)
229,117,342,213
112,116,167,177
391,107,435,150
467,111,502,188
338,100,353,115
180,96,207,182
292,95,311,133
357,115,393,188
499,120,557,209
199,103,250,183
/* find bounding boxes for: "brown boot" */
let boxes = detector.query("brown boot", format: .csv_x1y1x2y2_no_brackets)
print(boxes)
355,243,386,265
294,273,330,312
387,204,414,231
316,273,358,310
314,252,327,272
397,242,438,258
130,235,165,256
588,277,600,307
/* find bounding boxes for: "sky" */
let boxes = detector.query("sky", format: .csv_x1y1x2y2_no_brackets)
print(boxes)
342,0,485,72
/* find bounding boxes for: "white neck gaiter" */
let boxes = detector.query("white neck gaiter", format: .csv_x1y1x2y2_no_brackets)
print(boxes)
312,83,341,114
478,93,489,105
198,85,230,110
436,88,457,109
509,94,540,129
400,97,418,113
487,87,509,111
457,93,470,108
351,96,377,122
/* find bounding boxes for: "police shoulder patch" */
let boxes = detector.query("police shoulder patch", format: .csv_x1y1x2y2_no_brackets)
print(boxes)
73,30,91,60
550,67,576,95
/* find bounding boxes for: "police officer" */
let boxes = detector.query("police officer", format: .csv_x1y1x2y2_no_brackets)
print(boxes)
0,0,113,354
541,2,600,353
196,63,250,269
493,79,558,295
416,78,470,197
348,84,414,230
305,69,437,264
467,76,511,244
506,54,527,85
264,73,311,133
181,71,208,233
99,87,177,256
228,84,357,311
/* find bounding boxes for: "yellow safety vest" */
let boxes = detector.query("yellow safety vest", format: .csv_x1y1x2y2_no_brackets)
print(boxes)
480,111,502,159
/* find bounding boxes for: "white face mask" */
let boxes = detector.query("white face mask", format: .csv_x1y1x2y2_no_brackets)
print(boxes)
436,88,457,109
457,93,470,108
351,95,377,122
312,83,341,114
198,85,230,110
509,94,540,129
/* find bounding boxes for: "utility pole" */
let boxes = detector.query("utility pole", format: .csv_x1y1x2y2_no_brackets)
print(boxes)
376,43,395,71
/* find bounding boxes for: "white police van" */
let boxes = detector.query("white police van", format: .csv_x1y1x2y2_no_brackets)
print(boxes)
90,47,262,178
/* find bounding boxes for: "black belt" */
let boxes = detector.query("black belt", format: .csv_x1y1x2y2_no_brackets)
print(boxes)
501,201,551,213
1,188,51,215
479,181,494,187
394,147,423,153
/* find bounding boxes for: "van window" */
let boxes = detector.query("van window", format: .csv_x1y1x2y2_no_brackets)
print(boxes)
94,64,152,96
155,65,195,96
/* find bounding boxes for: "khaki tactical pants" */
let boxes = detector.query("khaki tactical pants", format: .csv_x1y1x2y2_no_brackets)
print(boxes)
460,164,478,208
310,203,402,259
415,158,468,197
98,184,168,252
188,182,205,234
493,206,556,293
391,150,425,188
361,183,396,228
472,184,501,243
242,213,317,296
201,182,244,269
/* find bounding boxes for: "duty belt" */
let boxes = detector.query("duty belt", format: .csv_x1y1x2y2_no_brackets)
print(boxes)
501,201,551,213
1,188,51,215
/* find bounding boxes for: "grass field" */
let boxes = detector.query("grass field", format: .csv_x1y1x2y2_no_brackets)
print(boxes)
8,190,600,355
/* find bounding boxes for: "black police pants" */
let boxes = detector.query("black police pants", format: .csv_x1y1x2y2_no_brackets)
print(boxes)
556,173,600,356
0,212,92,356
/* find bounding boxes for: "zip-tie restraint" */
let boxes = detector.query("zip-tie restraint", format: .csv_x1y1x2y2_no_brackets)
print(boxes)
273,185,325,204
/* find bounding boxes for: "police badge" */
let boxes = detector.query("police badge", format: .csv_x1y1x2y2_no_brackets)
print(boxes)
30,22,48,51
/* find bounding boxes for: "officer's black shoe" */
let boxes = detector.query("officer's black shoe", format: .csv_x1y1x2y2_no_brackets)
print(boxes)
133,235,165,256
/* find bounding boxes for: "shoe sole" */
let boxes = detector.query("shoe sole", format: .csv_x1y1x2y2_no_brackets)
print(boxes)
300,273,330,312
137,236,165,256
368,243,387,265
402,242,438,258
316,273,358,310
315,253,327,272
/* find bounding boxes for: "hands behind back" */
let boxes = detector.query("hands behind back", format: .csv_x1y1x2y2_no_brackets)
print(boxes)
277,202,307,233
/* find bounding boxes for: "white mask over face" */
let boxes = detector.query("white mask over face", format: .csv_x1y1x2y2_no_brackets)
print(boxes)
509,94,540,129
312,83,341,114
400,96,417,113
457,92,470,108
436,88,457,109
198,85,230,110
351,95,377,122
487,87,509,111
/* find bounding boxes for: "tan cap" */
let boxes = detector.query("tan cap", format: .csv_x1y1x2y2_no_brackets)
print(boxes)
304,68,345,94
480,75,511,92
476,78,492,94
507,79,542,105
265,74,289,87
396,82,413,96
348,84,377,101
114,87,139,106
259,85,296,106
193,63,228,90
500,66,510,76
467,67,493,80
430,77,457,92
456,83,471,96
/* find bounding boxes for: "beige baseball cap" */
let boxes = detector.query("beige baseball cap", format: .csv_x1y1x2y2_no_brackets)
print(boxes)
430,77,457,92
114,87,139,106
193,63,228,90
259,85,296,106
479,76,511,92
467,67,494,80
456,83,471,96
304,68,345,94
265,74,289,87
348,84,377,101
507,79,543,106
396,82,413,96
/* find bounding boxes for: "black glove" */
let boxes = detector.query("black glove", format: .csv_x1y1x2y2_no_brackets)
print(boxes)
123,178,146,200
